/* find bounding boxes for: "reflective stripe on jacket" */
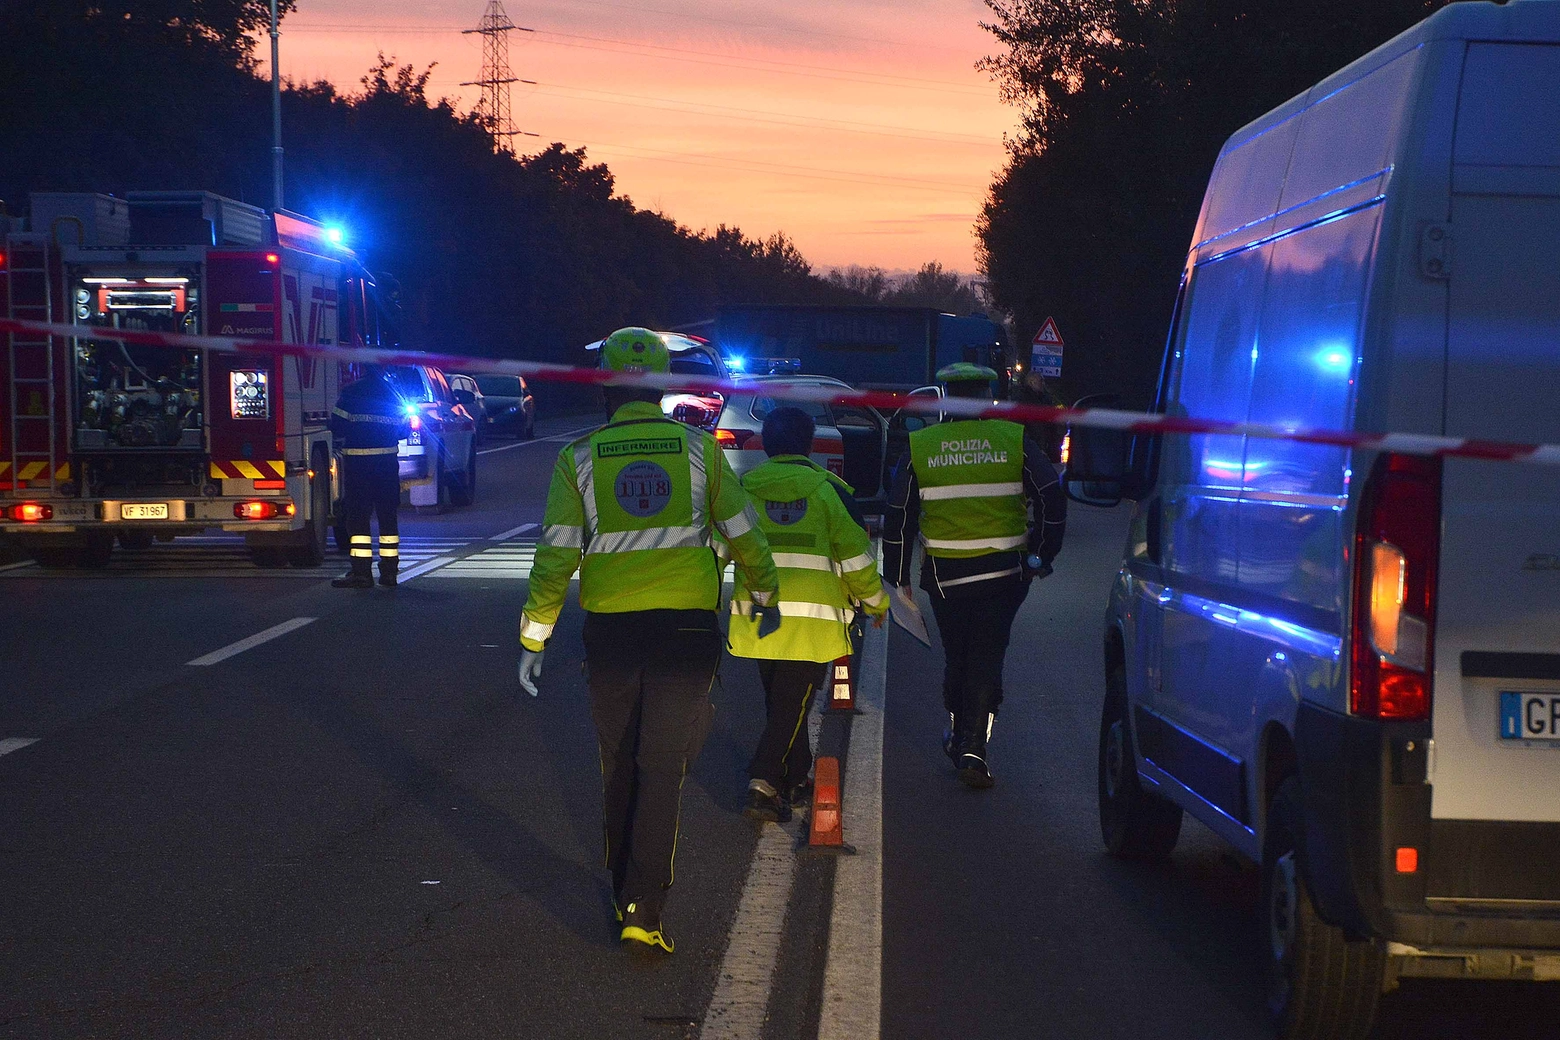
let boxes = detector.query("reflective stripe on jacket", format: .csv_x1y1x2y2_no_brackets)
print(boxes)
519,401,778,651
910,419,1027,557
329,375,410,452
727,456,888,663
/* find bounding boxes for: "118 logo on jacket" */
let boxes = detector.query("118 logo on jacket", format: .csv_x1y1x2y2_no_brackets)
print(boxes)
765,498,808,525
615,461,672,517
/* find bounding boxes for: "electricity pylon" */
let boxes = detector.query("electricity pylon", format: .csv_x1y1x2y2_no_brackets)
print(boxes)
462,1,533,153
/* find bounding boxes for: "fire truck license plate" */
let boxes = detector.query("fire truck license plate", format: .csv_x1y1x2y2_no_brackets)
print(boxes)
121,503,169,521
1500,692,1560,741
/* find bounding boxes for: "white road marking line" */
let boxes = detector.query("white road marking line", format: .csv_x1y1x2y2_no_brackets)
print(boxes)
0,560,36,573
489,522,539,541
187,617,317,667
699,821,799,1040
817,597,888,1040
477,423,597,454
395,556,456,584
477,440,530,456
0,738,41,757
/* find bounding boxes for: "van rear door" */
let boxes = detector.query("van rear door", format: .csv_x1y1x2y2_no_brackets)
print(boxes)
1430,43,1560,829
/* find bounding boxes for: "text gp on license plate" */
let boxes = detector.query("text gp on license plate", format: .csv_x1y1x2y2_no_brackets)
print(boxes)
1500,691,1560,741
121,503,169,521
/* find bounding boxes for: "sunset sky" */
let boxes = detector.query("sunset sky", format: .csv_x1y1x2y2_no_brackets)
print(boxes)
275,0,1015,274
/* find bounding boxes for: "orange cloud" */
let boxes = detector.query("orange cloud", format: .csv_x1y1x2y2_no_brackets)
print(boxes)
274,0,1013,271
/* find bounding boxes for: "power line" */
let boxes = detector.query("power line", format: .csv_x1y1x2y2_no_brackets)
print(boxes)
281,23,994,98
529,0,973,56
524,82,997,146
527,135,981,195
533,29,989,95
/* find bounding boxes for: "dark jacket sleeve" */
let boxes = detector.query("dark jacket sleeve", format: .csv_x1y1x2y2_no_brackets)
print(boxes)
833,483,869,533
1022,435,1066,565
882,458,919,586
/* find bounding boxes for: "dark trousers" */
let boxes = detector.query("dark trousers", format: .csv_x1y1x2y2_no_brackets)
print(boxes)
343,454,400,571
583,609,722,913
748,659,827,790
928,582,1030,749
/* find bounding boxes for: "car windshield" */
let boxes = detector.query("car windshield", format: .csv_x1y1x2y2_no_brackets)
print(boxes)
750,393,830,424
670,352,717,376
384,365,431,402
475,375,521,397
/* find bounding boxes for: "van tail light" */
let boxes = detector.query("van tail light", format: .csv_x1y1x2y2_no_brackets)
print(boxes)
715,428,757,449
7,503,52,522
234,499,294,520
1351,453,1441,721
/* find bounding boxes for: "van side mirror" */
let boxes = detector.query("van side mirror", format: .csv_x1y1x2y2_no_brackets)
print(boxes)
452,388,476,408
1064,393,1138,507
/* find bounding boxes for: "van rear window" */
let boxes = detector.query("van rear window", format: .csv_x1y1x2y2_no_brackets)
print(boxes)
1455,44,1560,167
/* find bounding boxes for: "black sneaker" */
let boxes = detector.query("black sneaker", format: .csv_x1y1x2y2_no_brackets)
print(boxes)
956,752,995,789
744,781,791,823
786,778,813,807
620,901,674,953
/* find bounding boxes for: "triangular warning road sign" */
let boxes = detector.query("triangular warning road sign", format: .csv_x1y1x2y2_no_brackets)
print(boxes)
1032,317,1063,348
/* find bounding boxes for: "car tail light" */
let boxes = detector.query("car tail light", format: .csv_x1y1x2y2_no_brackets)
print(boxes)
715,428,756,449
1351,453,1441,721
234,499,294,520
7,502,52,522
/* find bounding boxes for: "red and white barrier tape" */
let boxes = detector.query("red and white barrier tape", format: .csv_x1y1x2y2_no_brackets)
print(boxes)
4,316,1558,467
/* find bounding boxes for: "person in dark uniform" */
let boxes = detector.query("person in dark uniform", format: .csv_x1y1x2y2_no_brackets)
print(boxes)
883,363,1067,787
329,366,410,589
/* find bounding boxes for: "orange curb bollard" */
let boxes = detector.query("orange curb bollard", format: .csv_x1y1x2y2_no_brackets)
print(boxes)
809,756,843,847
828,654,855,712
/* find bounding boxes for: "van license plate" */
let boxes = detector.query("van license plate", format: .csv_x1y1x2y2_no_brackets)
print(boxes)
121,503,169,521
1500,692,1560,741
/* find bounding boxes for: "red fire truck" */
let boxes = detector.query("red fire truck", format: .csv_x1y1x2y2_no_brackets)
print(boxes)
0,191,392,567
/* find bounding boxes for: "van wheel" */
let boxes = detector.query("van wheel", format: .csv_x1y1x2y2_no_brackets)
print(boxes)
1098,661,1182,860
448,444,476,507
32,548,81,569
250,547,288,568
1262,777,1384,1040
288,450,330,567
79,536,114,568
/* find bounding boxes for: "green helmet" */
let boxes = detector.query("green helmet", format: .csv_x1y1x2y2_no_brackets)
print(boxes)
936,362,998,387
601,327,670,374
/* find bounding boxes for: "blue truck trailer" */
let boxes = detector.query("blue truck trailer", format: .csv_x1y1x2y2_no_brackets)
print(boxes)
710,305,1010,389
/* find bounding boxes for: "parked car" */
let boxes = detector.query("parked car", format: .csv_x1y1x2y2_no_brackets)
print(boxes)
473,373,535,439
447,374,489,434
706,374,939,514
1065,7,1560,1038
382,364,477,511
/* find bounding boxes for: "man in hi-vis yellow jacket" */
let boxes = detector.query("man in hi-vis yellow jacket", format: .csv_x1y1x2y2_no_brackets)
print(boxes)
726,406,888,821
518,328,779,954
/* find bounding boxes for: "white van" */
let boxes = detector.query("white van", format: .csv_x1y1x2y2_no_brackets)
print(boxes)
1066,3,1560,1037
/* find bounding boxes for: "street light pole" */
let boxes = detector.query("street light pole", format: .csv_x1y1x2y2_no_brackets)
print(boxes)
270,0,284,211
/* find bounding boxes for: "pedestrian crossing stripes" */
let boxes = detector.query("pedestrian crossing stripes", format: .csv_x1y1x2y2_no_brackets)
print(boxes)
0,536,468,580
426,540,538,579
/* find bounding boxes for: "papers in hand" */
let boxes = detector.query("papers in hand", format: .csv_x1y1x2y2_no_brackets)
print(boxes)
889,584,932,647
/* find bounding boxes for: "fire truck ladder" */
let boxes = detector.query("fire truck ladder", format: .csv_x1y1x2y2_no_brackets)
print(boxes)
4,234,59,497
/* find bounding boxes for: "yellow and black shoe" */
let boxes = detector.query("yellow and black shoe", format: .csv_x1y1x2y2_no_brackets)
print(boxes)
619,901,674,954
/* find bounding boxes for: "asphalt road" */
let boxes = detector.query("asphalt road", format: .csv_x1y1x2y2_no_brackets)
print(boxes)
3,415,1557,1039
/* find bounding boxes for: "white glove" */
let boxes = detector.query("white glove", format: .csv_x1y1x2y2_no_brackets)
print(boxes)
518,649,545,697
